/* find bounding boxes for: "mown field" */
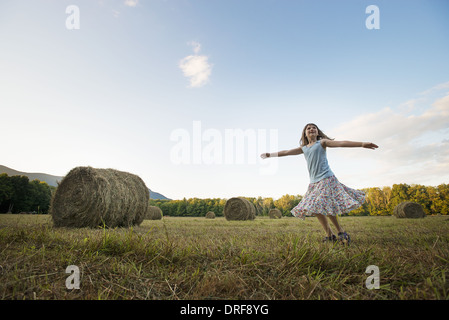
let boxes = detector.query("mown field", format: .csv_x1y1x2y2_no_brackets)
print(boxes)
0,214,448,300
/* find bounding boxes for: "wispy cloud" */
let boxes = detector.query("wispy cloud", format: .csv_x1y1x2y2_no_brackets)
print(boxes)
124,0,139,7
419,81,449,96
179,42,212,88
328,82,449,187
189,41,201,54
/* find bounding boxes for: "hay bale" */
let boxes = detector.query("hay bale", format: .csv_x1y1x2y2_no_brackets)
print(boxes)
224,197,256,221
205,211,215,219
394,201,425,218
50,166,149,228
393,202,407,218
248,201,256,220
146,206,163,220
268,208,282,219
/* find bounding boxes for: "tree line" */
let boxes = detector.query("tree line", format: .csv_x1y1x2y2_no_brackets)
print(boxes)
351,183,449,216
0,174,54,214
150,183,449,217
150,195,303,218
1,173,447,217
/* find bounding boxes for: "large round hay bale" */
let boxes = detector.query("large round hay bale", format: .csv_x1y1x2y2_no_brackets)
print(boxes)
224,197,256,221
205,211,215,219
268,208,282,219
394,201,425,218
50,166,149,228
146,206,163,220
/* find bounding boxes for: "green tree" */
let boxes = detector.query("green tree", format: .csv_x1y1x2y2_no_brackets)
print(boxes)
274,194,302,216
437,184,449,215
0,175,51,213
382,186,392,214
177,198,187,216
0,174,14,213
366,187,389,215
28,180,52,213
428,184,449,215
389,183,410,212
261,197,274,216
408,184,431,215
9,175,31,213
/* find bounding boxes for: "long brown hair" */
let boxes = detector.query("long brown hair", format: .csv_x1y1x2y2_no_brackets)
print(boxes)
299,123,333,147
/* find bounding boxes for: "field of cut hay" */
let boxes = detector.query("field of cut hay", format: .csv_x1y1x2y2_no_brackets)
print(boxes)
0,214,448,300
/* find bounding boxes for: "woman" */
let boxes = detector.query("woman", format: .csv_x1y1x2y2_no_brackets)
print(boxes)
261,123,378,244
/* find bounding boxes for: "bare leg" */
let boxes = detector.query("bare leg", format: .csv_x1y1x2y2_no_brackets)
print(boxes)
315,214,334,237
328,215,344,234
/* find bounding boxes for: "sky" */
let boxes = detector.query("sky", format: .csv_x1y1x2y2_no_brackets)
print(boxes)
1,0,449,200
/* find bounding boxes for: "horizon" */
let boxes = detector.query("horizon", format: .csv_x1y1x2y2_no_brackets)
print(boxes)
1,163,447,202
1,0,449,200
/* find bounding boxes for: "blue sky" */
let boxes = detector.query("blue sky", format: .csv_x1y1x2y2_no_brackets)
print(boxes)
1,0,449,200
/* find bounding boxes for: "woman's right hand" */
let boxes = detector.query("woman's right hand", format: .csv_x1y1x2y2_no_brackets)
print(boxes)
260,153,270,159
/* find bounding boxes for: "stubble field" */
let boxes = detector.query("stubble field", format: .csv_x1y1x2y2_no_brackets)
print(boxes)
0,214,448,300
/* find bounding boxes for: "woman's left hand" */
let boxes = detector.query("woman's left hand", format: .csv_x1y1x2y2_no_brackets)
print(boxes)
362,142,378,150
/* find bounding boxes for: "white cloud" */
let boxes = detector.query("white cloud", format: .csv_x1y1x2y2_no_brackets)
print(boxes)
179,42,212,88
328,83,449,187
124,0,139,7
189,41,201,54
419,81,449,96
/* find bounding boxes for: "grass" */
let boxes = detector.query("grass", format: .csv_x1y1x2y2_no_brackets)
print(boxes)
0,214,448,300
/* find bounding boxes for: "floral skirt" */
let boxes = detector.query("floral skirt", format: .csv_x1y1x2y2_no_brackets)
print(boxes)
291,175,365,220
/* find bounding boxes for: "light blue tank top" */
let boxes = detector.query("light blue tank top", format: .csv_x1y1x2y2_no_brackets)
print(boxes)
302,140,334,183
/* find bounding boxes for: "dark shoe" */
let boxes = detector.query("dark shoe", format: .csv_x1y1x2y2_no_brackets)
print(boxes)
322,234,338,243
338,232,351,245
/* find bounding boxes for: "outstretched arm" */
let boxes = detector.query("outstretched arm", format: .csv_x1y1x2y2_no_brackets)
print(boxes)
321,139,378,150
261,146,303,159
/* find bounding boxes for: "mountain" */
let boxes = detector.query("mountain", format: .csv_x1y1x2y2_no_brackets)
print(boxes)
0,165,63,187
0,165,170,200
148,189,170,200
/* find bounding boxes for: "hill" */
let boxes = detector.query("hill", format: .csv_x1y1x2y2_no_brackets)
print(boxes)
0,165,62,187
148,189,170,200
0,165,170,200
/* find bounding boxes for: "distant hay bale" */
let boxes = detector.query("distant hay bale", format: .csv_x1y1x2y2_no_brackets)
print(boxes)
146,206,163,220
249,201,256,220
50,166,149,228
205,211,215,219
393,202,406,218
224,197,256,221
394,201,425,219
268,208,282,219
